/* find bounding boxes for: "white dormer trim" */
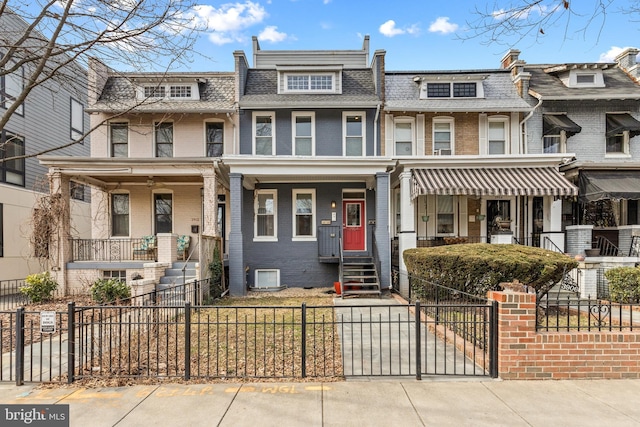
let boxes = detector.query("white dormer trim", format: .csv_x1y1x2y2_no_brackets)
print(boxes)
136,82,201,101
277,68,342,94
418,75,486,100
560,69,605,88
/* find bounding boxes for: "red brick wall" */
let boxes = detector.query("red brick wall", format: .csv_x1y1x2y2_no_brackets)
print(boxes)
488,291,640,380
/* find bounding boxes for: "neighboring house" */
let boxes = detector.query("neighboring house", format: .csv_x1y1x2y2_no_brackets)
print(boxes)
223,36,392,295
39,58,236,292
385,50,578,293
519,48,640,257
0,10,91,281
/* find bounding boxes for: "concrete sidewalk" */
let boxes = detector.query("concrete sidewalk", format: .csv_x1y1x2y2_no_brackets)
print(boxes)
2,379,640,426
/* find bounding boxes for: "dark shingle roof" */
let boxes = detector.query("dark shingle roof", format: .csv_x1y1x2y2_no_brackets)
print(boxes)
526,64,640,100
239,69,379,108
88,73,236,113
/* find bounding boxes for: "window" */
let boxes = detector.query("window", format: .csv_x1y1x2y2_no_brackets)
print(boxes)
155,122,173,157
543,133,562,153
293,189,315,239
433,118,453,155
453,83,476,97
2,63,24,116
255,190,277,240
103,270,126,282
285,74,333,92
70,182,85,201
144,86,166,98
111,193,129,237
436,195,454,235
110,122,128,158
70,98,84,141
206,122,224,157
606,114,631,155
394,120,413,155
426,83,450,98
170,85,191,98
1,131,25,186
488,118,508,154
0,203,3,257
253,112,275,155
255,269,280,288
154,193,172,234
576,74,595,84
344,112,365,156
292,112,314,155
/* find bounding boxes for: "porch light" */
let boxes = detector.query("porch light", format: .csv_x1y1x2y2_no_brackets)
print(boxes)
421,215,429,222
476,214,486,221
331,200,336,209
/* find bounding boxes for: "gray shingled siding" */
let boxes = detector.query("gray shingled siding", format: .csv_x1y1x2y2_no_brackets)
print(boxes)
527,100,640,161
239,108,377,156
241,182,373,288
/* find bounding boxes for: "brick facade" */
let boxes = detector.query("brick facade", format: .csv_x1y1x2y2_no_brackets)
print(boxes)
489,291,640,380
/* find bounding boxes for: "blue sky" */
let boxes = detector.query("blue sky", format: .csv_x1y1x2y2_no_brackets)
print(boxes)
182,0,640,72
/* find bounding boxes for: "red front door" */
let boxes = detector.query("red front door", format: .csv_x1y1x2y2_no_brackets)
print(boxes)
343,200,365,251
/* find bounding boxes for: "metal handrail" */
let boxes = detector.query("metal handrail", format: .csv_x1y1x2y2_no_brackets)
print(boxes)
543,236,564,254
182,235,200,286
593,235,619,256
630,235,640,257
338,237,344,289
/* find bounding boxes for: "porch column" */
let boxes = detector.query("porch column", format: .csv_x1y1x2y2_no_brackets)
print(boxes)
548,198,565,251
47,170,72,295
202,173,218,237
375,172,391,290
228,173,245,296
398,171,416,296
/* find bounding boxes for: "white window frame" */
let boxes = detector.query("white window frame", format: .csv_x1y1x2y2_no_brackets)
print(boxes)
436,195,456,237
70,98,84,141
292,189,316,241
253,111,276,155
109,121,129,158
543,131,566,154
487,116,509,155
254,189,278,242
204,119,225,157
393,117,415,156
154,121,174,157
138,83,199,100
605,130,630,156
111,192,130,237
291,112,315,156
343,111,366,156
432,117,454,155
283,73,335,93
568,69,605,88
254,269,280,289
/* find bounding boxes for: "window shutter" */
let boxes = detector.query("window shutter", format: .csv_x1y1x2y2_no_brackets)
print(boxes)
478,114,488,154
416,114,425,156
385,114,394,156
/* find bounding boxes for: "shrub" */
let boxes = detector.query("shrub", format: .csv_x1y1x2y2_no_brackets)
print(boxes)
208,243,224,299
604,267,640,303
21,272,58,303
90,278,131,304
403,243,578,298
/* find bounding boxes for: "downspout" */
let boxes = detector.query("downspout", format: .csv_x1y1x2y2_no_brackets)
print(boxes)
374,103,381,157
520,91,543,154
227,111,237,155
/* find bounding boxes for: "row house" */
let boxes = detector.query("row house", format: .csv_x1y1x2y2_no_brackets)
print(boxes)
515,48,640,258
0,10,91,281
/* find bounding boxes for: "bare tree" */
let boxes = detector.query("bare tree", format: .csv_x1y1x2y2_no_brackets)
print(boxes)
0,0,203,158
463,0,632,46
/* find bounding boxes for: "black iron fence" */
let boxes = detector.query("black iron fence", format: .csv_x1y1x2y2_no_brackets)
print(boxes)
0,279,28,310
70,238,156,262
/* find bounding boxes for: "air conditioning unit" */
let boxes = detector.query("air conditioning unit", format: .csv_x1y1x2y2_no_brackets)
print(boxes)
433,149,452,156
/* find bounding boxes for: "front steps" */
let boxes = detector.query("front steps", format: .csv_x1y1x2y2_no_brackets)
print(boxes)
340,256,381,298
159,261,197,289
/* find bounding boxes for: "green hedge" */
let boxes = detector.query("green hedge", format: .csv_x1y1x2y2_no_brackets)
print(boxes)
403,243,578,297
604,267,640,303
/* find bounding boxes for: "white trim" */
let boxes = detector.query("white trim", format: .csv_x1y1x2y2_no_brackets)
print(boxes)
254,269,280,289
487,115,509,155
110,191,130,237
343,111,366,156
342,189,367,252
108,121,129,158
137,82,200,100
70,98,84,141
254,189,278,242
252,111,276,156
567,69,605,88
435,194,457,237
152,190,174,234
282,72,337,94
393,116,415,156
204,118,225,157
154,121,174,157
291,112,316,156
432,116,454,155
292,189,316,241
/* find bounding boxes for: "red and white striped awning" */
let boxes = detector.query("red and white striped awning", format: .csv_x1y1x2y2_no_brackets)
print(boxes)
411,167,578,199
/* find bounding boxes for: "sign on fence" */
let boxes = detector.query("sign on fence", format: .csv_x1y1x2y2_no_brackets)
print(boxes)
40,311,56,334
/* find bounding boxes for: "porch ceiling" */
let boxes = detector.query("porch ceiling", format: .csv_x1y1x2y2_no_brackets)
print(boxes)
411,167,578,199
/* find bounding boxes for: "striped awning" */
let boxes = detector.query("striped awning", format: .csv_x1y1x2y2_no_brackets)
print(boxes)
411,167,578,199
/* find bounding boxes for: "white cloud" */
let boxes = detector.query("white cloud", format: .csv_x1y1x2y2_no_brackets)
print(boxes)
259,26,288,43
599,46,636,63
193,1,268,45
492,4,550,21
323,0,331,4
379,20,420,37
428,17,458,34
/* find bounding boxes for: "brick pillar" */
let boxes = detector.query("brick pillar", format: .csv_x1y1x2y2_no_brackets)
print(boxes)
202,173,217,237
157,233,176,264
487,291,537,380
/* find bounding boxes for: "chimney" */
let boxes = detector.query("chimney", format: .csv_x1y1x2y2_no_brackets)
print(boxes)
501,49,521,70
615,47,640,77
87,57,111,106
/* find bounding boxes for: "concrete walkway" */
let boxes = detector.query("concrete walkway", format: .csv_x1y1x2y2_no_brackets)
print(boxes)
2,379,640,426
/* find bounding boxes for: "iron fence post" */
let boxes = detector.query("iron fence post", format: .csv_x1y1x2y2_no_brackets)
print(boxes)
184,302,191,380
489,300,498,378
67,302,75,384
301,303,307,378
415,300,422,381
15,307,24,386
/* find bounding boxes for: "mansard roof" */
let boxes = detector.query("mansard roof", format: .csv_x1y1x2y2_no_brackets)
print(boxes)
88,73,236,113
384,69,531,112
526,63,640,100
239,69,380,108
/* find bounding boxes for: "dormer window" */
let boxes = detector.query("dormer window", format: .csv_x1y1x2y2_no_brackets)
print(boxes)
576,74,595,84
419,76,485,99
285,73,334,92
137,82,200,100
170,85,192,98
144,86,166,98
277,65,342,94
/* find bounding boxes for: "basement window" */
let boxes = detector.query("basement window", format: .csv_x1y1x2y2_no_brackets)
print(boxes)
254,269,280,289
